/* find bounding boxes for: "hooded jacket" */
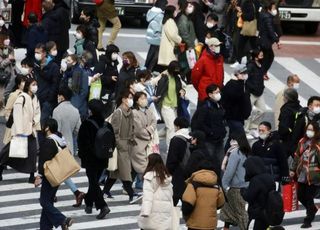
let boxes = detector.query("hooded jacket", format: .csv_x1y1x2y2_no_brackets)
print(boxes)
241,156,276,219
83,18,100,46
138,172,173,230
146,7,164,46
182,169,225,229
258,12,279,49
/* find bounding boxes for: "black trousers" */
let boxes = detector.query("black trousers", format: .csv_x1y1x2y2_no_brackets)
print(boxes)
237,35,257,63
85,167,107,210
104,178,134,198
261,47,274,75
145,44,160,72
298,182,318,224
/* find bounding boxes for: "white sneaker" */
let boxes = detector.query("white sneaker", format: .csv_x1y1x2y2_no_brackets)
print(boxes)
129,193,143,204
230,61,240,68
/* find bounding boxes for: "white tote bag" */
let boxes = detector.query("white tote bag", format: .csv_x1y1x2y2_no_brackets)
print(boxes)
107,148,118,171
9,136,28,158
172,206,181,230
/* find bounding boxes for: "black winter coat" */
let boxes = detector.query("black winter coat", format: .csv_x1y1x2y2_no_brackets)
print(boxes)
26,24,48,59
221,79,252,121
94,54,118,97
258,12,279,49
34,60,61,105
241,156,276,219
251,132,289,182
191,99,226,142
84,18,99,46
278,100,301,156
166,135,188,202
245,60,265,97
78,115,107,169
241,0,260,21
83,39,98,66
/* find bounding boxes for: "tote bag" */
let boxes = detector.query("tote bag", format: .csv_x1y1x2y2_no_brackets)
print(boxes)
240,19,257,36
9,136,28,158
107,148,118,171
282,182,299,212
44,142,80,187
89,79,102,101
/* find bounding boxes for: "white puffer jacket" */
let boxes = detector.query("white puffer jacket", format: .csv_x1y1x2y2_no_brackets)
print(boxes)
138,171,173,230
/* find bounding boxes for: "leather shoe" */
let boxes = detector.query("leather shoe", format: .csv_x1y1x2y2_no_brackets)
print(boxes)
301,223,312,228
73,192,85,207
85,206,92,214
61,217,74,230
96,206,110,219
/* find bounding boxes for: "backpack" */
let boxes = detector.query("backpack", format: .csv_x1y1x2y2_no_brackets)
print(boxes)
265,190,285,226
88,119,116,159
6,95,25,128
175,135,191,169
191,101,211,131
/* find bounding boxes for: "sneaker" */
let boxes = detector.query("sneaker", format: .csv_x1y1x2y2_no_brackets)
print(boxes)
230,61,240,68
61,217,74,230
85,206,93,214
129,192,143,204
73,192,85,207
96,206,110,219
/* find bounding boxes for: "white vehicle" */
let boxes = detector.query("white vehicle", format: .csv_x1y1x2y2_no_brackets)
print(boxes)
279,0,320,34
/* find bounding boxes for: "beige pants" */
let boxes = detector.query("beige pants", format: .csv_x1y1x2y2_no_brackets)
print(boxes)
161,105,177,150
245,94,267,131
97,16,122,49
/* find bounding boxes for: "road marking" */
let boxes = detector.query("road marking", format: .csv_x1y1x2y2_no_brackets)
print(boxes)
69,31,146,38
281,40,320,46
274,57,320,94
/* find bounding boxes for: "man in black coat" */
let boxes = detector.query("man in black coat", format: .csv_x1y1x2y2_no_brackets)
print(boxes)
191,84,226,165
251,121,289,183
78,99,110,219
258,1,279,76
222,64,251,150
278,88,301,157
33,43,61,126
241,156,276,230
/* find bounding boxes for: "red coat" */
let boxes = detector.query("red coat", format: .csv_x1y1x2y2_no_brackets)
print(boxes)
191,49,224,102
23,0,42,27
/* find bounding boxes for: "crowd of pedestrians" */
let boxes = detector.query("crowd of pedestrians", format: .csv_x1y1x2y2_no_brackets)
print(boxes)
0,0,319,230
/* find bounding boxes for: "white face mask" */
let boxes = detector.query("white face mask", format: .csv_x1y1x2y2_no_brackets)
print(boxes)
75,32,83,40
20,67,30,76
306,130,315,139
271,9,277,16
186,5,194,15
3,39,10,46
60,60,68,72
211,93,221,102
127,98,134,108
242,74,248,81
35,53,42,61
293,83,299,90
259,132,269,140
210,45,220,54
51,50,58,57
206,22,214,29
313,106,320,114
111,53,118,61
30,85,38,94
0,19,4,27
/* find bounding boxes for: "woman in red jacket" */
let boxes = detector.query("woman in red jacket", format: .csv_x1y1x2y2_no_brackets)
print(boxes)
22,0,42,27
191,37,224,103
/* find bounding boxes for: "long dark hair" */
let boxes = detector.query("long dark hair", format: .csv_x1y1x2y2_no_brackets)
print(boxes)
144,153,171,185
12,74,26,92
162,5,176,25
230,130,251,156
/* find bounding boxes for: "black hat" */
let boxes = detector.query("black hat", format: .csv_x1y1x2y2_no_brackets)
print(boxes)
189,130,206,141
284,88,298,102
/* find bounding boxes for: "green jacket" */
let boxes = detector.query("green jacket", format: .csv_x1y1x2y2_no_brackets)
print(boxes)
291,139,320,185
176,14,196,49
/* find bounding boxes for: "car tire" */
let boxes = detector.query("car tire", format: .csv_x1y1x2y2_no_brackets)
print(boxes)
305,22,319,34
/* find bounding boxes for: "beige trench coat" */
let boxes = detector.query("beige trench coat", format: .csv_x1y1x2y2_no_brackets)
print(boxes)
110,106,135,181
131,108,157,174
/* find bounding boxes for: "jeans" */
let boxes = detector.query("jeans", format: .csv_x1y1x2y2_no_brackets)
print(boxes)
85,168,107,210
97,16,121,48
298,183,318,224
40,101,55,126
205,140,224,167
64,178,77,193
40,177,65,230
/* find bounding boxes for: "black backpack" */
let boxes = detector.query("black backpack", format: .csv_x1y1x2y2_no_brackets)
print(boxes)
6,95,25,128
265,190,285,226
88,119,116,159
175,135,191,169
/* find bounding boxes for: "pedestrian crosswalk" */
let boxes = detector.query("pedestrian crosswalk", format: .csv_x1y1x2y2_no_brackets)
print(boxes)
0,167,320,229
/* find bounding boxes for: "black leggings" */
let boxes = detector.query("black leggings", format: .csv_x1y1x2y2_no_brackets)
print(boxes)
104,178,134,198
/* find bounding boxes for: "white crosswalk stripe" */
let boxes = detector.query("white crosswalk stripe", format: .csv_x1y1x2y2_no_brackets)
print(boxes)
0,168,320,229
